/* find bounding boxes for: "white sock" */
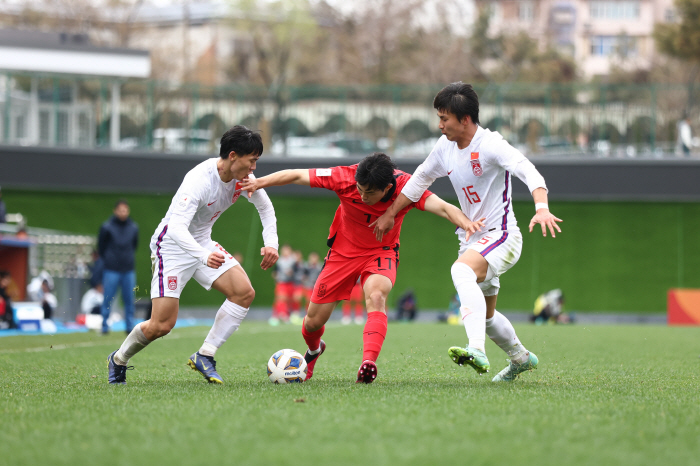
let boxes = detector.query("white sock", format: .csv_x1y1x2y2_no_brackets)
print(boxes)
485,310,529,363
451,262,486,352
115,324,151,365
307,346,321,356
199,300,249,357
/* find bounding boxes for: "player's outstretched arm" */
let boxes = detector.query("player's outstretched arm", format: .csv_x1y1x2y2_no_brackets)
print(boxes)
259,247,279,271
423,194,485,241
528,187,563,237
370,193,413,241
241,169,311,197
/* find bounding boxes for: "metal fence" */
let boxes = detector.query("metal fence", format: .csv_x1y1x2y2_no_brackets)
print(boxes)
1,72,697,158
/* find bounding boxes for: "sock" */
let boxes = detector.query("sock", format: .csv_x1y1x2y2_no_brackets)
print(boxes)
199,300,249,357
115,323,151,365
362,311,388,362
302,317,325,352
342,301,351,318
451,262,487,352
355,303,363,318
486,310,529,363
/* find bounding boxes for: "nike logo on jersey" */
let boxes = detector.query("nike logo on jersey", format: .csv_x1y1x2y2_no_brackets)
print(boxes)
207,201,216,206
447,170,453,175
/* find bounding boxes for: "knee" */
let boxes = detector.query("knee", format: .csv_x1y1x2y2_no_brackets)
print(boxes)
304,317,322,333
451,262,477,284
366,290,387,312
231,286,255,308
146,321,174,339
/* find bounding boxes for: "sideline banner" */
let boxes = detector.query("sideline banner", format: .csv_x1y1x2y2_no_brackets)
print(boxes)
668,289,700,326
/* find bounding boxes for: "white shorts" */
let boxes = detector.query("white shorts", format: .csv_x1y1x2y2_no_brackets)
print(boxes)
457,228,523,296
150,239,239,299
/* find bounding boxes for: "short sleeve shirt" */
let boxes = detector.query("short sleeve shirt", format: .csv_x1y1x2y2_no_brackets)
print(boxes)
309,165,432,257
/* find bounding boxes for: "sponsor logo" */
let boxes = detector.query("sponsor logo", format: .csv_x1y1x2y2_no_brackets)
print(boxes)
284,370,301,376
447,170,453,175
318,283,327,298
167,276,178,291
316,168,332,177
207,201,216,206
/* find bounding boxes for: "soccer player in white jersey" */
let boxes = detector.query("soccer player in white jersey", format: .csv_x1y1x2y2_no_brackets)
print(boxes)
107,126,279,385
372,82,562,382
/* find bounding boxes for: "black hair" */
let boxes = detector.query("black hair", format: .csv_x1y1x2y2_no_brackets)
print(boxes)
433,82,480,125
355,152,397,191
219,125,263,158
114,199,129,209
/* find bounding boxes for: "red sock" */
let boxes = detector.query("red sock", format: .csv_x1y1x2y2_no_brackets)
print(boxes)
342,301,351,318
301,317,325,352
355,303,363,318
362,312,388,362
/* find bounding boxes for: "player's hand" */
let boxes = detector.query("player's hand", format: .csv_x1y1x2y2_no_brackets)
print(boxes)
369,212,396,242
260,247,279,270
462,217,486,241
207,251,226,269
239,176,259,198
528,209,562,237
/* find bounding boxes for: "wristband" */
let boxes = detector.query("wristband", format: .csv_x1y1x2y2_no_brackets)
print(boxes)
535,203,549,211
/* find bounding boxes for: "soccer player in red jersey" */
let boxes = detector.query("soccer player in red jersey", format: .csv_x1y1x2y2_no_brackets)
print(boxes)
241,153,484,383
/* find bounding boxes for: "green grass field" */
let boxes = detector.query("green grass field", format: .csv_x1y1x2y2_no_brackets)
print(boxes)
1,322,699,466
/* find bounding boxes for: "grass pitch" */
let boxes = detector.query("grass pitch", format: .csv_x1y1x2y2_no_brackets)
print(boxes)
1,322,699,466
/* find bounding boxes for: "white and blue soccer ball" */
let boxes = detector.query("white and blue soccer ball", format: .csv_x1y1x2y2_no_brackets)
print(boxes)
267,349,307,384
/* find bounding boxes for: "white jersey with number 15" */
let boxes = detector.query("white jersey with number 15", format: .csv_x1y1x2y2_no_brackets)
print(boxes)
401,127,547,232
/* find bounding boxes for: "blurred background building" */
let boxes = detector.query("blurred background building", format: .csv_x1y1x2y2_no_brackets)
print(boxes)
0,0,697,158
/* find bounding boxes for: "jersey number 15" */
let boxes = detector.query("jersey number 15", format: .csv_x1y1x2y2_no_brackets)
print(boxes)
461,185,481,204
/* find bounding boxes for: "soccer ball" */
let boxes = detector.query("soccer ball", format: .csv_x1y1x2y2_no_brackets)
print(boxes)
267,349,307,384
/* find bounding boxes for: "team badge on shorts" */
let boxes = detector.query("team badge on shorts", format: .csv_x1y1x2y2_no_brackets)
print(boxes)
318,283,327,298
167,276,178,291
470,152,483,177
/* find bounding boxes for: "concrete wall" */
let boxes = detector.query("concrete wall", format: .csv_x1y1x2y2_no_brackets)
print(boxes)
2,145,700,201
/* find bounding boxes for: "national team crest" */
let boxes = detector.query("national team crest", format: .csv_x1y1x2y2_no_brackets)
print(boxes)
470,152,483,177
318,283,327,298
167,276,178,291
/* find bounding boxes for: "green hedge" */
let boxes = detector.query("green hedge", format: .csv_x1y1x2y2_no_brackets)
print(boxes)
4,189,699,312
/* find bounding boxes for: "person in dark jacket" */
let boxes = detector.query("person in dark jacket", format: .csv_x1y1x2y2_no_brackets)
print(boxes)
98,199,138,334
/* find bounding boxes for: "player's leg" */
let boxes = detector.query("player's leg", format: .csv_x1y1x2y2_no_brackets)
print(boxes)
100,270,119,335
357,273,392,383
302,301,336,379
108,296,179,384
120,270,136,334
188,257,254,383
448,249,491,374
485,295,538,382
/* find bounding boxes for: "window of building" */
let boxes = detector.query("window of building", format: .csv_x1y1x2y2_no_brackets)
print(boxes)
590,35,637,57
519,1,534,21
590,1,640,20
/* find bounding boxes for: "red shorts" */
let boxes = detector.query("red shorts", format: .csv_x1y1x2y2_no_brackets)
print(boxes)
274,282,295,298
311,247,399,304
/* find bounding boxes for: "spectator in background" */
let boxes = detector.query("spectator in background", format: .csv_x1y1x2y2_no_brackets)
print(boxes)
396,289,417,322
0,270,16,329
0,185,6,224
98,199,139,335
270,244,296,326
341,278,365,325
88,248,104,291
678,114,693,157
27,271,57,320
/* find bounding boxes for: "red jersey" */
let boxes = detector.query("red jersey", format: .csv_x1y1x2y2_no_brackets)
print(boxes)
309,165,432,257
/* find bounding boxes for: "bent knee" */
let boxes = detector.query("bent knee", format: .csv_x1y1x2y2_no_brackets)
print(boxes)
231,286,255,307
451,262,478,283
148,322,174,339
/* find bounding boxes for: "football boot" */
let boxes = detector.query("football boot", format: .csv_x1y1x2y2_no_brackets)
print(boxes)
303,339,326,380
492,352,539,382
188,352,223,384
448,346,490,375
